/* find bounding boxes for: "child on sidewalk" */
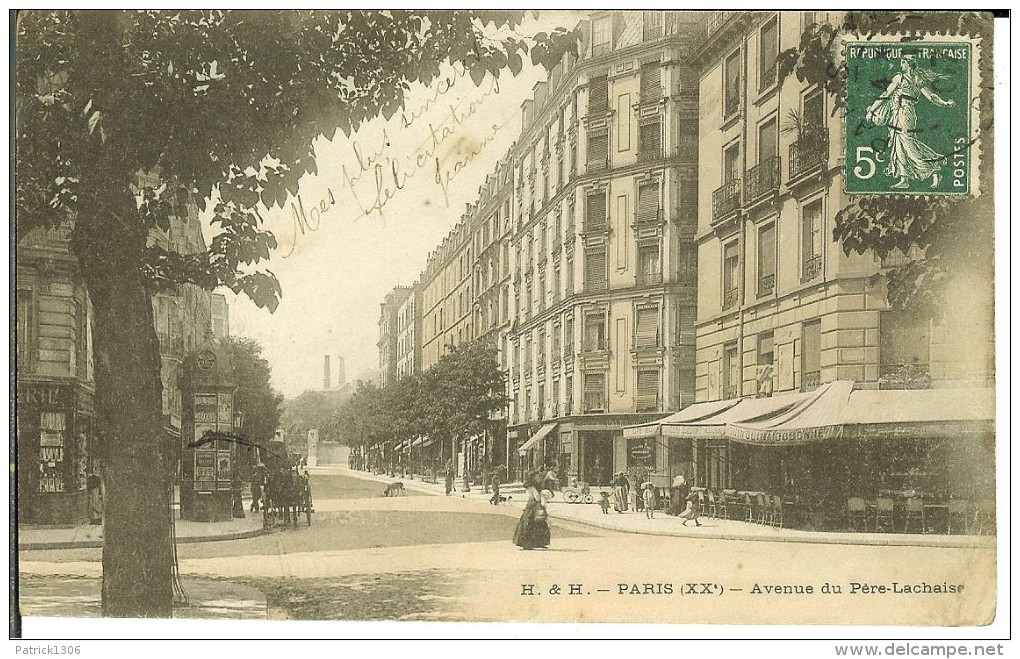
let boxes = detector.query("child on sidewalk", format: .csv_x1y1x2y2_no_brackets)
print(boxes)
678,489,702,526
642,483,656,519
599,491,612,514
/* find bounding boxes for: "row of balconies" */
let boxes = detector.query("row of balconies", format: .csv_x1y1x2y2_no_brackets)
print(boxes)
711,136,829,224
720,255,823,312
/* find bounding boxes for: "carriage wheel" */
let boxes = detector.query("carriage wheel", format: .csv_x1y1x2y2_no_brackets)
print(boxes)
583,494,594,504
563,489,580,504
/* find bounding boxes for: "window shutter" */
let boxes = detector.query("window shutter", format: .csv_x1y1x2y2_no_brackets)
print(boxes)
636,307,659,348
589,75,609,112
586,192,607,229
638,182,660,223
587,131,609,169
640,64,661,100
636,370,659,410
586,249,607,290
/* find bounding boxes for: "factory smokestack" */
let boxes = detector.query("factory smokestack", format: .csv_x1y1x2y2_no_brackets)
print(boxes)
323,355,331,390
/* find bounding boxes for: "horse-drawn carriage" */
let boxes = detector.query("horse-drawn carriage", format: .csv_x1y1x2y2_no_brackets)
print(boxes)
255,457,313,528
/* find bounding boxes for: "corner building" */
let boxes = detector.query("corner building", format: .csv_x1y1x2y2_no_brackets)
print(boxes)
688,11,994,501
507,11,704,487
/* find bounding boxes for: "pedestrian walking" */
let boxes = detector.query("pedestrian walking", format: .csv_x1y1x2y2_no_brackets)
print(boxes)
513,471,550,550
86,474,103,525
642,482,656,519
627,474,639,512
250,464,265,513
678,489,702,526
444,462,454,496
667,475,685,516
611,472,628,513
489,468,502,505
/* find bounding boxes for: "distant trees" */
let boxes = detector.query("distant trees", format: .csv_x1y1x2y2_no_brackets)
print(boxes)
221,336,283,475
331,342,507,464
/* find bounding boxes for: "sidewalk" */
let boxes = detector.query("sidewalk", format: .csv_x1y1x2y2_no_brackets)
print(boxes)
344,467,994,549
18,507,265,551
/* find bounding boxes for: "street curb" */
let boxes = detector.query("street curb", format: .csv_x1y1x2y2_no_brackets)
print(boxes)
18,526,267,551
343,469,995,550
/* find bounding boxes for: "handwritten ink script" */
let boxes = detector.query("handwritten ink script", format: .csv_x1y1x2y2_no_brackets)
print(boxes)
279,67,507,257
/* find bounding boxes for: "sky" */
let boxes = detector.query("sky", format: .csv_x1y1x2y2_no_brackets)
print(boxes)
208,12,579,398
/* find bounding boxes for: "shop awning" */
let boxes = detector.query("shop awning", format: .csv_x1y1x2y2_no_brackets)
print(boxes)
411,437,433,449
622,399,741,439
725,383,994,445
660,386,826,440
517,423,557,456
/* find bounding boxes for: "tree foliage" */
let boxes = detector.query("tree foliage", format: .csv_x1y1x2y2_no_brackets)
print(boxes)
221,336,284,444
331,342,507,451
776,11,994,319
16,10,580,309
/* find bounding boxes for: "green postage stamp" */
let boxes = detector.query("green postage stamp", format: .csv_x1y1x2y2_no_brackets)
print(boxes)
844,35,979,195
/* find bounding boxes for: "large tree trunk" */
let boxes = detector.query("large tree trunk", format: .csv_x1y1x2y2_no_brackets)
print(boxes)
65,10,173,618
76,175,172,619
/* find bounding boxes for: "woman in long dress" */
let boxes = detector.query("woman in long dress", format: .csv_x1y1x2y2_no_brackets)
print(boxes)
611,472,629,513
513,472,551,550
866,55,956,189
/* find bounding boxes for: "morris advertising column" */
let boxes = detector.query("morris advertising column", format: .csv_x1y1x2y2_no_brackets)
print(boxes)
180,341,236,522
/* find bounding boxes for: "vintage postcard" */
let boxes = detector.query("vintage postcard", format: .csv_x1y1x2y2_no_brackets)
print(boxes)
12,8,1005,646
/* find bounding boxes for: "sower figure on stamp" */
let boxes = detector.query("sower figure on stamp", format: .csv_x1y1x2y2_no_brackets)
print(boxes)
866,55,956,189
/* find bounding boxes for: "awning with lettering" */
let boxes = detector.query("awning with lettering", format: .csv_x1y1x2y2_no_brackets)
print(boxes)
725,383,994,445
517,423,558,456
660,385,829,440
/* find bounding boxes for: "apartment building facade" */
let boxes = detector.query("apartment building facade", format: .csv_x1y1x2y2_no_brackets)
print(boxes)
687,11,994,495
377,286,412,387
506,11,703,487
395,283,422,381
16,177,217,524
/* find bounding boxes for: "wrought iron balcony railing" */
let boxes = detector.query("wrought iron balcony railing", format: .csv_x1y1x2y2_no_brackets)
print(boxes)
745,156,781,202
757,273,776,298
712,179,741,221
802,254,823,283
722,287,739,310
789,135,829,181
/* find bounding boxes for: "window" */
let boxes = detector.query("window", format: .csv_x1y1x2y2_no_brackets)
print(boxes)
637,181,661,224
803,11,817,31
585,248,608,291
756,331,775,397
804,90,825,130
565,374,574,414
583,313,606,351
525,388,532,420
643,11,663,40
538,273,546,311
638,120,662,161
640,62,661,102
759,16,779,91
592,18,612,56
587,129,609,171
588,74,609,113
537,330,546,370
722,241,740,310
583,373,606,412
551,324,561,361
757,223,776,297
724,49,741,118
881,311,931,383
801,198,823,282
801,320,821,391
635,307,659,348
724,143,740,183
585,191,607,231
525,334,533,371
564,316,574,355
723,342,740,399
566,254,575,295
553,266,561,302
638,244,661,285
636,369,659,412
758,116,778,164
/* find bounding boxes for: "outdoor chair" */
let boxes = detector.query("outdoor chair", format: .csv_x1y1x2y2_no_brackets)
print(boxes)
947,499,969,535
874,497,895,533
741,493,755,523
771,495,783,528
715,491,730,520
705,489,718,518
903,498,925,534
846,497,868,532
755,493,772,526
